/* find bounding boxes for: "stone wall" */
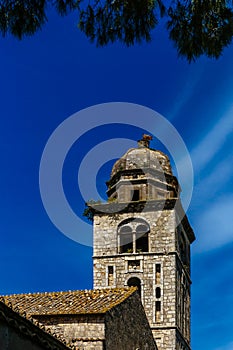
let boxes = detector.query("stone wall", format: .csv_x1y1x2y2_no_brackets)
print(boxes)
93,210,176,257
35,315,105,350
176,258,191,346
93,210,177,317
93,207,191,350
152,329,176,350
0,302,69,350
105,291,157,350
0,323,53,350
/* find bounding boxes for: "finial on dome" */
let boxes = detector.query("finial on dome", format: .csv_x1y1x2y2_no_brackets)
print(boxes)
137,134,153,148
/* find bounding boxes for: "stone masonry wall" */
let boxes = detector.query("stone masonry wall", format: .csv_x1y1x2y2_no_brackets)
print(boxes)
93,208,181,350
152,329,176,350
0,301,69,350
105,291,157,350
175,258,191,347
35,315,105,350
93,210,176,257
0,321,56,350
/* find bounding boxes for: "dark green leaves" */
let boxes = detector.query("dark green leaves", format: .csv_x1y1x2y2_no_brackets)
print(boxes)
0,0,47,38
167,0,233,61
52,0,80,16
1,0,233,61
79,0,158,46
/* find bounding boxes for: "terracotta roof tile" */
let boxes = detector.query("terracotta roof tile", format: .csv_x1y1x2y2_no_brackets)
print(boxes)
1,287,137,316
0,299,73,350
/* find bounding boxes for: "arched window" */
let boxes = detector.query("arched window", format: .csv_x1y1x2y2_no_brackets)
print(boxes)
127,277,141,298
136,224,149,252
118,219,150,254
119,226,133,253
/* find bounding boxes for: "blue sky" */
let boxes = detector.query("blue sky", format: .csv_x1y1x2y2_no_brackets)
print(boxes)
1,7,233,350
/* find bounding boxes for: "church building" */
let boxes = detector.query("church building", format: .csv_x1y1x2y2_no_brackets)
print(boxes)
0,135,195,350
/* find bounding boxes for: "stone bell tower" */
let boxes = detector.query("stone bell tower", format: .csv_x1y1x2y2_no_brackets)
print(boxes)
91,135,195,350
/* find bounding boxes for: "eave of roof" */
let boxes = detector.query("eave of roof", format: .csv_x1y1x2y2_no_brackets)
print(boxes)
90,198,178,214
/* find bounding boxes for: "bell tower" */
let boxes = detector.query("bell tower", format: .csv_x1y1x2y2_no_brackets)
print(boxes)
91,135,195,350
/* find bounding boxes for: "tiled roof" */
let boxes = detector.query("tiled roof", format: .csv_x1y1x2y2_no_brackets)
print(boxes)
0,287,137,317
0,300,72,350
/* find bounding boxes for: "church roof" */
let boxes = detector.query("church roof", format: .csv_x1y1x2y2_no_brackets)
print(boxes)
0,299,71,349
0,287,137,317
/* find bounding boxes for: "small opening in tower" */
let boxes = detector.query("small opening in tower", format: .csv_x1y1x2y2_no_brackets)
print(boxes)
128,260,140,271
127,277,141,298
108,266,113,274
155,301,161,322
156,287,161,298
156,300,161,311
131,189,140,201
155,264,161,284
108,266,114,286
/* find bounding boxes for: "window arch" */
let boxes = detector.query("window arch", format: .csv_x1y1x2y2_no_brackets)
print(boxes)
127,277,142,298
118,218,149,253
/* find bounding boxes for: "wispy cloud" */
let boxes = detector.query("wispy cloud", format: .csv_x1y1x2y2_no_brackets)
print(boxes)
189,109,233,254
191,105,233,174
193,195,233,253
168,66,205,120
214,341,233,350
193,151,233,201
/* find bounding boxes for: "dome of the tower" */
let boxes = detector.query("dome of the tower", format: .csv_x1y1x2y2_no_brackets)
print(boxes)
111,136,172,178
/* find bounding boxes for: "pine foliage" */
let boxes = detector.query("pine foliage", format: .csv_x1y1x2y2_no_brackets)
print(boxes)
1,0,233,60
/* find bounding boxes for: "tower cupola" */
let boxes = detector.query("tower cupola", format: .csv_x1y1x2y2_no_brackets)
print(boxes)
106,135,179,203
